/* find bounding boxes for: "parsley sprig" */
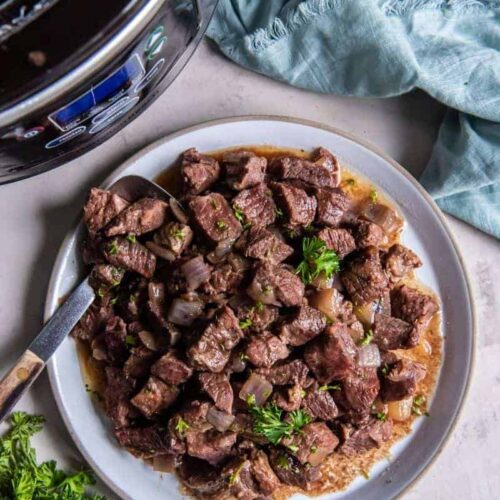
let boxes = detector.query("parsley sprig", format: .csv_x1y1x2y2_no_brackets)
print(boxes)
295,236,340,285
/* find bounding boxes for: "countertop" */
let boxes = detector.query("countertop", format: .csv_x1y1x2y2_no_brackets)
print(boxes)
0,41,498,499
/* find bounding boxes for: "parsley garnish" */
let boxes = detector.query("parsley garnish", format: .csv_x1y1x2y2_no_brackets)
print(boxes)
233,205,246,225
175,417,190,435
228,462,245,485
296,236,340,285
107,240,119,256
276,454,289,470
358,330,374,346
215,220,228,230
310,446,318,454
239,318,252,330
97,287,106,299
126,234,137,243
169,227,185,240
287,444,299,453
412,395,429,416
275,207,284,218
254,301,264,312
369,188,378,204
319,384,341,391
239,352,249,362
375,412,387,421
381,363,390,376
125,335,136,347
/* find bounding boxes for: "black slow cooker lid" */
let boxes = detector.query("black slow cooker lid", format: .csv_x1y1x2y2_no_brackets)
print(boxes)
0,0,148,111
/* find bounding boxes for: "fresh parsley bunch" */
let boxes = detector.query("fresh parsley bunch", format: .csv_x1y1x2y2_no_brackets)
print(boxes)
296,236,340,285
0,412,104,500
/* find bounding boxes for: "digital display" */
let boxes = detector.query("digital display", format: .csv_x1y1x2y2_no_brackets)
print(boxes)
49,54,144,131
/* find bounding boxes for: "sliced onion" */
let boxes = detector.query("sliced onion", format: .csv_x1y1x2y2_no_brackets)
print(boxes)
181,256,212,290
138,330,158,351
239,373,273,406
227,253,250,272
92,347,107,361
387,397,413,422
153,454,175,472
146,241,176,261
170,198,188,224
362,203,403,235
207,407,235,432
354,302,376,328
357,343,381,367
148,282,165,304
247,279,278,306
229,352,247,373
309,288,345,320
167,297,203,326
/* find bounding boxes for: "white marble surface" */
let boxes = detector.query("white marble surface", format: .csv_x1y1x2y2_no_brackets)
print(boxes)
0,41,498,499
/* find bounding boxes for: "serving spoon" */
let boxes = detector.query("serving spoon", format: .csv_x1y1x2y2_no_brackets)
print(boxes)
0,175,179,424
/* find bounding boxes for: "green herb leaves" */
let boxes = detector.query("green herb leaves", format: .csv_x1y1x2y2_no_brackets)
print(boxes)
295,236,340,285
0,412,103,500
318,384,341,392
175,417,190,435
239,318,253,330
357,330,374,346
412,395,429,417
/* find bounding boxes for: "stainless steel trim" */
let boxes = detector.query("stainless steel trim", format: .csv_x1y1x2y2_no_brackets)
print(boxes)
0,0,165,128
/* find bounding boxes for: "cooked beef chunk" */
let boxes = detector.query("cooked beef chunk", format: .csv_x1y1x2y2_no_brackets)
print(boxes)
315,188,350,227
151,351,193,385
199,372,234,413
381,359,426,402
269,449,321,489
373,313,414,350
342,367,380,414
273,383,304,411
247,263,305,307
102,316,128,365
102,237,156,278
181,148,220,194
104,198,168,237
271,182,317,228
189,193,242,243
186,429,237,465
243,226,294,264
232,183,277,228
317,227,356,258
151,221,193,257
72,301,113,341
341,247,389,305
90,264,125,289
303,383,339,421
383,244,422,285
279,305,326,346
84,187,129,237
339,418,393,456
178,456,225,495
234,299,279,333
175,400,213,433
131,376,179,418
188,306,244,372
257,359,309,386
251,451,282,495
124,346,156,379
144,282,170,333
304,324,358,383
352,220,387,248
202,261,244,297
269,156,338,188
245,331,290,368
115,425,169,459
103,366,136,428
283,422,339,466
223,458,260,499
224,151,267,190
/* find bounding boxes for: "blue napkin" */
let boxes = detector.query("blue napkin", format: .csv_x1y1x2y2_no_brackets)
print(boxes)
207,0,500,238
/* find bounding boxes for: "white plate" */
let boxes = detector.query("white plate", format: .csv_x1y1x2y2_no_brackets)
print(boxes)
45,116,475,500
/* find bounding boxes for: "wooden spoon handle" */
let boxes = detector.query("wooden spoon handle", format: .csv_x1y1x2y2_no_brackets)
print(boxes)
0,350,44,423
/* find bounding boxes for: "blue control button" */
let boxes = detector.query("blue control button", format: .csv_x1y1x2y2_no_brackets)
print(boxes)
45,126,86,149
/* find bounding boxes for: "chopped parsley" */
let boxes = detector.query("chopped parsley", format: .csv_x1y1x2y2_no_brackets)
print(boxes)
210,198,219,209
381,363,390,376
110,295,119,305
319,384,341,391
228,462,245,485
169,227,185,240
412,395,429,416
369,188,378,204
287,444,299,453
310,446,318,454
357,329,374,346
126,234,137,243
254,300,264,312
233,205,246,226
239,352,249,362
215,220,228,230
96,287,106,299
239,318,253,330
107,240,119,256
375,412,387,421
276,454,290,470
175,417,190,435
275,207,284,218
296,236,340,285
125,335,137,347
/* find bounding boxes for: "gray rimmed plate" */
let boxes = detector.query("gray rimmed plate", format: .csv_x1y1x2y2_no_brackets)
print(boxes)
45,116,475,500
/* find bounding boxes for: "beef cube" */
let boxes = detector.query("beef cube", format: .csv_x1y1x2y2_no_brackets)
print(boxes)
105,198,168,237
247,263,305,307
186,430,237,465
131,376,179,418
271,182,316,227
339,418,393,456
282,422,339,467
124,346,156,379
317,227,356,258
342,367,380,413
341,247,389,305
273,384,303,412
90,264,125,290
302,383,339,421
373,313,414,349
103,366,136,428
181,148,220,194
234,299,279,333
178,456,226,495
269,449,321,489
188,306,244,372
251,451,281,495
71,302,113,341
202,261,244,297
352,220,387,248
245,331,290,368
102,237,156,278
223,458,260,499
224,151,267,190
151,351,193,385
102,316,128,365
152,221,193,257
232,183,277,228
304,324,357,383
279,305,326,346
315,188,350,227
243,226,293,264
381,359,427,402
174,400,213,433
257,359,309,386
269,156,338,188
115,425,169,459
83,188,129,237
383,244,422,285
189,193,242,243
199,372,234,413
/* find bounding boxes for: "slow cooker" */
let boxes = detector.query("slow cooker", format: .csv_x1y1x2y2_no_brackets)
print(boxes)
0,0,218,184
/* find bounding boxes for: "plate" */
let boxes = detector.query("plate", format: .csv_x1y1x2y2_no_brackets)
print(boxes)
45,116,475,500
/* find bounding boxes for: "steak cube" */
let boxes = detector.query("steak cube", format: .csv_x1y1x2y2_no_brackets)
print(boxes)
151,351,193,385
251,451,281,496
273,384,304,412
269,156,338,188
131,376,179,418
102,237,156,278
245,331,290,368
84,188,129,237
181,148,220,194
232,183,277,228
391,285,439,332
257,359,309,386
279,305,326,346
189,193,242,243
234,299,279,333
269,449,321,489
186,430,237,466
199,372,234,413
373,313,415,349
103,366,137,428
90,264,125,290
152,222,193,257
302,383,339,421
243,227,294,264
124,346,156,379
317,227,356,258
315,188,350,227
383,244,422,285
381,358,427,402
115,425,169,459
339,418,393,456
312,147,340,184
271,182,316,228
202,261,244,297
224,151,267,190
342,367,380,413
352,220,387,248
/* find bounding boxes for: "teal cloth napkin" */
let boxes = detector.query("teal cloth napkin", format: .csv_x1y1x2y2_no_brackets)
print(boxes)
207,0,500,238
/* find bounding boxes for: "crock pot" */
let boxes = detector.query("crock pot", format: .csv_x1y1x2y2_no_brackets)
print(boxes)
0,0,218,184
